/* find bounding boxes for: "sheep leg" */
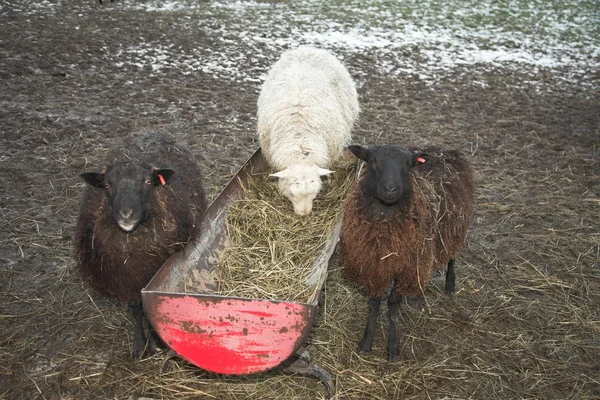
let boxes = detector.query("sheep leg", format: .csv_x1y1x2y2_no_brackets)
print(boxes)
148,330,164,355
387,289,403,361
358,297,381,353
129,303,147,360
145,314,166,355
445,259,456,295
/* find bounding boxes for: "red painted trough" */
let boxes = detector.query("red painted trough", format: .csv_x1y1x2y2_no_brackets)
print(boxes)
142,148,345,377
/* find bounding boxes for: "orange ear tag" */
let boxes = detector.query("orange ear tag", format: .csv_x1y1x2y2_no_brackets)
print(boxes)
158,174,166,185
417,157,426,164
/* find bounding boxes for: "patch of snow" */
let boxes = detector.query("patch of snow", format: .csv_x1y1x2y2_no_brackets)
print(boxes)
137,0,192,12
10,0,599,89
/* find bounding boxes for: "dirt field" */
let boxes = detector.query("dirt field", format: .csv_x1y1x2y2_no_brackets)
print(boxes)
1,1,598,399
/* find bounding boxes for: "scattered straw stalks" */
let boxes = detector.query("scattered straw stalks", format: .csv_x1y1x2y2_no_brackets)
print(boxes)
216,153,357,303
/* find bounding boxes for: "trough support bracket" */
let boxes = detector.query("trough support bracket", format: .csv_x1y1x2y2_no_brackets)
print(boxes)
160,349,180,373
279,348,335,400
159,348,334,399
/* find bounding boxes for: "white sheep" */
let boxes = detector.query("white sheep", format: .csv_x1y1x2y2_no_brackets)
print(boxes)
257,46,359,216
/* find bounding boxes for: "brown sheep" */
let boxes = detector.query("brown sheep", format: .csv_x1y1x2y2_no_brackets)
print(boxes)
339,144,475,361
74,132,207,360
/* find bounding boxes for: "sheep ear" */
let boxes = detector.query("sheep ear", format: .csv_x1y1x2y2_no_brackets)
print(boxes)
347,145,369,161
80,172,105,188
317,168,334,177
152,168,175,185
268,170,287,182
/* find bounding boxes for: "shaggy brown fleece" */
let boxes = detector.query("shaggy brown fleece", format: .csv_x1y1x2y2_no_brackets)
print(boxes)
340,146,474,298
74,133,207,304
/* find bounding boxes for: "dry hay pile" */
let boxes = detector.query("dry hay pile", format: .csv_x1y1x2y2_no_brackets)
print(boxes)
216,153,357,302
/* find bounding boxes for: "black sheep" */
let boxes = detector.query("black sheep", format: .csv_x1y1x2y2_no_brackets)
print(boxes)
74,132,207,359
340,144,475,361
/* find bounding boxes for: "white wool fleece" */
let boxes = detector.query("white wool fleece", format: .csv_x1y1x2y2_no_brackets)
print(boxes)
258,46,359,215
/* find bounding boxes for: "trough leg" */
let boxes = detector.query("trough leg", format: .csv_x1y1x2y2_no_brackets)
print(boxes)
158,347,335,398
387,290,403,361
358,296,381,353
281,348,335,400
445,259,456,295
129,302,147,360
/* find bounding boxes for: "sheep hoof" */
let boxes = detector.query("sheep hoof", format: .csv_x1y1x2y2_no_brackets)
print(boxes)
148,331,166,355
387,340,402,362
445,282,456,295
358,341,373,354
132,343,144,361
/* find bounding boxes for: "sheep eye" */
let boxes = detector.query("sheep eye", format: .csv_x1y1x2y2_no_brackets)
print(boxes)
144,179,152,185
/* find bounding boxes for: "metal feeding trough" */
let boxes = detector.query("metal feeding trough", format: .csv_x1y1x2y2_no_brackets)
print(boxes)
141,148,347,398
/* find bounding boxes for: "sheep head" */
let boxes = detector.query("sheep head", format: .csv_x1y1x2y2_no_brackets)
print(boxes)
269,164,333,216
80,163,175,232
348,145,422,206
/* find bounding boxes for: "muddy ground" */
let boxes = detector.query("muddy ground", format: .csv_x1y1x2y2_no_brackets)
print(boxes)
1,1,598,400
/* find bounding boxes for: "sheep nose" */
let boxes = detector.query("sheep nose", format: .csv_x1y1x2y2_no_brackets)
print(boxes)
384,185,398,194
119,209,133,219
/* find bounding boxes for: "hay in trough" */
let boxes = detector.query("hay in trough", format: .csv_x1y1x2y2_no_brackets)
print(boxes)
216,152,357,302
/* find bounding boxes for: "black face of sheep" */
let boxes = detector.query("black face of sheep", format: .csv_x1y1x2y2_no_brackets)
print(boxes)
80,164,175,232
347,145,421,205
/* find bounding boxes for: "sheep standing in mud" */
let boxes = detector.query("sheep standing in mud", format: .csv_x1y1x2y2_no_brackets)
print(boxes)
257,46,359,216
74,133,207,359
340,144,475,361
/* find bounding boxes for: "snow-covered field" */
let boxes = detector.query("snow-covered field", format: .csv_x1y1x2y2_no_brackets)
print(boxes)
6,0,597,89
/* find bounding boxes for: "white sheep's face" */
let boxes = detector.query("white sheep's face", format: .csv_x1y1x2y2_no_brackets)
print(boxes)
269,164,333,216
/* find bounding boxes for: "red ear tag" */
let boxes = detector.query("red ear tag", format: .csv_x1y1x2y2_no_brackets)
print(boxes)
417,157,426,164
158,174,166,185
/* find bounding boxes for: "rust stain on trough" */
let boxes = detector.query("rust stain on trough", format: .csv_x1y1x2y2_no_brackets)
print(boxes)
181,320,207,335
